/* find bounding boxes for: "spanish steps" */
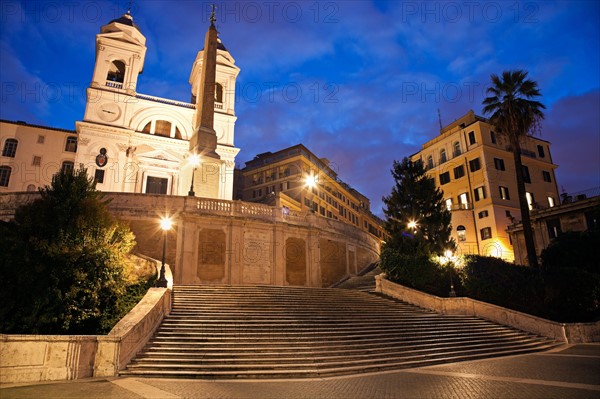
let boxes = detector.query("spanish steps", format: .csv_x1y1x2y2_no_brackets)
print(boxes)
120,278,559,379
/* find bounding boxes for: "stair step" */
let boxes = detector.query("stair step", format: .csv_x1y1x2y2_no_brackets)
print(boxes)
120,285,558,379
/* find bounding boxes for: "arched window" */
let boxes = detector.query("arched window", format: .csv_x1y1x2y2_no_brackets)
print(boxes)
107,60,125,83
453,141,461,157
0,166,12,187
215,83,223,103
457,225,466,242
2,138,18,158
139,120,183,139
427,155,434,169
439,149,447,164
154,120,172,137
26,184,36,192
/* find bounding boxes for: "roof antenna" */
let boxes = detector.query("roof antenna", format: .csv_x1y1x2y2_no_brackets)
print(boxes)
127,0,133,14
437,108,443,132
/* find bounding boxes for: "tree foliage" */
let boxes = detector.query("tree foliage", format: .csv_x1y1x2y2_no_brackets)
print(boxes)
482,70,545,267
382,157,453,255
0,167,136,334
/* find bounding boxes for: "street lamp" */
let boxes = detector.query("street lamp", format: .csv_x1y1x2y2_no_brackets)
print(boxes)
188,153,200,196
304,173,318,213
407,220,418,234
156,216,173,288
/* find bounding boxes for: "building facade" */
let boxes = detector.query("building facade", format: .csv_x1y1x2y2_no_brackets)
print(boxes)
507,189,600,265
237,144,385,240
411,110,560,261
1,11,240,200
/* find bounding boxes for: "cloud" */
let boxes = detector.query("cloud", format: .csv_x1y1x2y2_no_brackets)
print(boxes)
543,89,600,193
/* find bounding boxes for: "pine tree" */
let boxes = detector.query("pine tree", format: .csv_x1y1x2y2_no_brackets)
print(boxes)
382,157,453,255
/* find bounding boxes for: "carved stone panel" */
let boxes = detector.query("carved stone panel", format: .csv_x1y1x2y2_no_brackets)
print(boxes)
242,229,272,285
285,237,306,286
319,239,347,287
197,229,226,281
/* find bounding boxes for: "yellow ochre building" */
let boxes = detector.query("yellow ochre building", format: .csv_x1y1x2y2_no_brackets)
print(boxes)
411,110,560,261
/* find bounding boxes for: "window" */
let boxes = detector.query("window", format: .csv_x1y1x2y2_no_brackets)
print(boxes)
107,60,125,83
468,131,476,145
445,198,453,211
26,184,36,191
457,225,466,242
542,171,552,183
94,169,105,184
427,155,434,169
480,227,492,240
526,192,535,210
490,131,497,144
215,83,223,103
65,136,77,152
505,210,512,217
458,192,469,209
537,145,545,158
469,158,481,172
494,158,505,171
142,122,151,133
61,161,74,174
146,176,168,194
37,135,45,144
474,186,486,201
453,165,465,179
546,219,561,239
499,186,510,200
439,172,450,185
478,210,489,219
453,142,461,157
154,120,172,137
0,166,11,187
32,156,41,166
522,165,531,183
548,196,556,208
439,149,447,164
2,138,18,157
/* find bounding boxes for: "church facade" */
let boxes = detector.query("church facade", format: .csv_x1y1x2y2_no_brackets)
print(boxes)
1,11,240,200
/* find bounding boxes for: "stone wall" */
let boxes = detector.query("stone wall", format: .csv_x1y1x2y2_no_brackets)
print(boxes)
376,275,600,343
0,287,170,385
0,192,381,287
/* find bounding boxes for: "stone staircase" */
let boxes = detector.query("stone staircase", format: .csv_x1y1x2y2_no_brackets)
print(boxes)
120,285,559,379
335,266,381,292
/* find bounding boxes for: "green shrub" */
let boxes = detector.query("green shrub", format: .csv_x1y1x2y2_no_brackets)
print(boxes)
544,267,600,322
380,246,456,297
459,255,545,316
541,230,600,274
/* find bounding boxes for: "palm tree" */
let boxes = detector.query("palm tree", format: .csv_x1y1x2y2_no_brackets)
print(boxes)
482,70,545,267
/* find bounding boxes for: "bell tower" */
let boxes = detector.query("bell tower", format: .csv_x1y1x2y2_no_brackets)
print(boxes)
90,11,146,96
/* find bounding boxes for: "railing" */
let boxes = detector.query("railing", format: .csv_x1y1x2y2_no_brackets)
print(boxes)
105,81,123,89
450,203,472,211
135,93,196,109
214,102,223,110
560,186,600,204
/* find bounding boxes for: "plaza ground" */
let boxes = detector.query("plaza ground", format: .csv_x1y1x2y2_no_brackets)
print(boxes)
2,344,599,399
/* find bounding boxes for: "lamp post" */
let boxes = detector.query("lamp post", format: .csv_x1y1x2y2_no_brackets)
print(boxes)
304,173,318,213
188,154,200,196
407,220,418,235
156,217,173,288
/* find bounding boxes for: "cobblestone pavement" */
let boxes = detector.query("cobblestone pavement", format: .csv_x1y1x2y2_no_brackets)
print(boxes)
2,344,599,399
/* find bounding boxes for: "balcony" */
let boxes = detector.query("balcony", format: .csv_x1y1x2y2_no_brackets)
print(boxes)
450,203,472,211
105,81,123,89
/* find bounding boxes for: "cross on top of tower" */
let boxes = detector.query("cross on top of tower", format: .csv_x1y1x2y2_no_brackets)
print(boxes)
210,4,217,26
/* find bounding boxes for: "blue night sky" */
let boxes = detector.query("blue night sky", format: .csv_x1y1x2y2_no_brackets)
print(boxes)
1,0,599,216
